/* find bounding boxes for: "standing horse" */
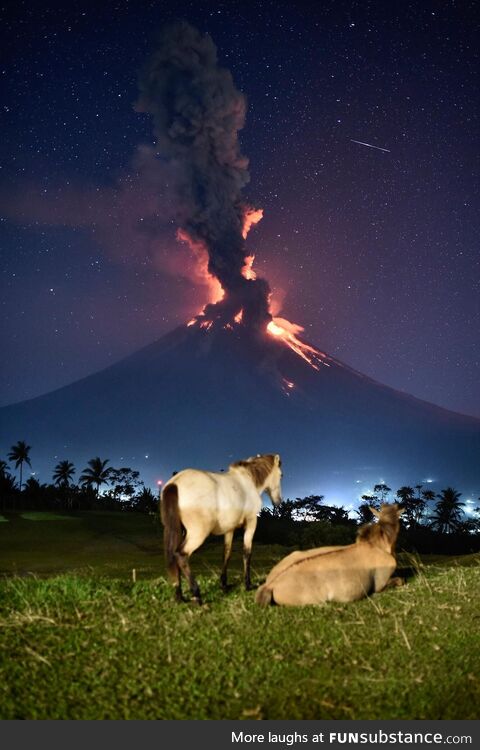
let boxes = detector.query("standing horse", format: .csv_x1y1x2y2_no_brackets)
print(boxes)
161,453,283,604
256,504,404,606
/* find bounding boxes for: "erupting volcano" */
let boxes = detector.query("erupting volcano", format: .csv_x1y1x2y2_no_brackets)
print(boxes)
1,22,479,502
136,22,334,372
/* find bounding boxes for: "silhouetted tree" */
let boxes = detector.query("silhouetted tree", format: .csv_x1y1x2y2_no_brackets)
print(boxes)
270,498,296,520
53,460,76,487
294,495,325,520
430,488,465,534
80,457,111,497
134,487,158,513
396,485,426,529
356,503,375,525
373,484,391,503
0,460,17,510
421,489,436,520
106,467,143,506
314,504,352,525
8,440,32,491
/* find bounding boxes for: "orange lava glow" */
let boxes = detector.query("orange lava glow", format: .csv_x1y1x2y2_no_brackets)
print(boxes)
242,255,256,280
267,317,330,370
180,206,327,377
176,229,224,306
199,319,214,331
242,207,263,239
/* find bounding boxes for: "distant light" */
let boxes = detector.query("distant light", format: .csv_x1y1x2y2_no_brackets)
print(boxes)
144,454,149,459
157,479,163,486
425,478,434,484
465,499,475,516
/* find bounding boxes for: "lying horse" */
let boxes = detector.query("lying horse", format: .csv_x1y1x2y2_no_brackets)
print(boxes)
256,503,403,606
161,453,283,604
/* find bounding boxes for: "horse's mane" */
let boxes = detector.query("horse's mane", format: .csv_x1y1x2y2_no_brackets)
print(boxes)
231,454,276,488
357,504,402,550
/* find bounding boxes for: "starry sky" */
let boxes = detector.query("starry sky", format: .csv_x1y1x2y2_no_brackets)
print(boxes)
1,0,479,417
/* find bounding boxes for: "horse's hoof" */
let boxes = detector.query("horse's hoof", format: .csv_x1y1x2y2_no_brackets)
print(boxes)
174,589,186,604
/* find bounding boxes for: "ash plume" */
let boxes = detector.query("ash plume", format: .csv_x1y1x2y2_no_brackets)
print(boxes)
136,21,271,329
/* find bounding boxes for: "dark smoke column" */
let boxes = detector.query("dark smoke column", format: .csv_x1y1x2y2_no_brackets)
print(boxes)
136,22,271,330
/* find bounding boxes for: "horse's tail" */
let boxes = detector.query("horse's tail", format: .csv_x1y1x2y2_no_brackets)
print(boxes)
255,583,274,607
160,483,182,580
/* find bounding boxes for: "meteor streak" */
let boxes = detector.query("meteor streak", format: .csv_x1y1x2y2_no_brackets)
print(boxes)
350,139,391,153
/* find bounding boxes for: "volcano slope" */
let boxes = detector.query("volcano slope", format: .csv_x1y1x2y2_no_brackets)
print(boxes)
1,322,479,499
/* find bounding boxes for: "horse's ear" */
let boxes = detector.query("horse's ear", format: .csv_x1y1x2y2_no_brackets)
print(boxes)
274,454,281,466
370,506,380,518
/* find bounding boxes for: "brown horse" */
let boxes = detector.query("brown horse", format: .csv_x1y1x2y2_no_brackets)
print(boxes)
256,504,404,606
161,454,283,604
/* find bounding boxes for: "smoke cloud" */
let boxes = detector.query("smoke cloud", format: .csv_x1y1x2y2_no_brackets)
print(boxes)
136,22,271,329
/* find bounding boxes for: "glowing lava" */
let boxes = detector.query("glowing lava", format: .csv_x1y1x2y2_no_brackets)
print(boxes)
267,318,330,371
181,204,329,375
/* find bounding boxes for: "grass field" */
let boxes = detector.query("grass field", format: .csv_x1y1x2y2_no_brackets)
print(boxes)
0,511,479,720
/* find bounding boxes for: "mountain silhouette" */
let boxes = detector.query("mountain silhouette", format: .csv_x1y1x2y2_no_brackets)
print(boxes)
1,323,479,502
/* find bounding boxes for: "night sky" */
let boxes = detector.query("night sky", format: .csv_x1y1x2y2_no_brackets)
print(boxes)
1,0,479,418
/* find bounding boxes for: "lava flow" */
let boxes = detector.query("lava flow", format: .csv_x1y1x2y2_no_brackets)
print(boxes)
266,318,330,371
184,209,330,374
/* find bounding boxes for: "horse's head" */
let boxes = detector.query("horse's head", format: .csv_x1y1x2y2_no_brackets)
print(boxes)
264,453,283,507
360,503,404,553
232,453,283,505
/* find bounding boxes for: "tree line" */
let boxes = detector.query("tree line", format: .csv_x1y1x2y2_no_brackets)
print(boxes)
257,483,480,554
1,442,479,554
1,441,157,513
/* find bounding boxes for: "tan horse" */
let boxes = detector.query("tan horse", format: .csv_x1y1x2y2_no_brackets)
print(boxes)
161,454,283,604
256,504,404,606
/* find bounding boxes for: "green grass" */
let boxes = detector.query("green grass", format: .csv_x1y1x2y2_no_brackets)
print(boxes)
20,512,80,522
0,512,479,720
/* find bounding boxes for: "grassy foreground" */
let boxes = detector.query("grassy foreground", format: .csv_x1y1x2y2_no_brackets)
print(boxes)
0,512,479,720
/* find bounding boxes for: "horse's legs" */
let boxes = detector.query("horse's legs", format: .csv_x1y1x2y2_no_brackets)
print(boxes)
220,530,234,591
243,521,257,591
172,561,184,603
175,552,202,604
176,530,206,604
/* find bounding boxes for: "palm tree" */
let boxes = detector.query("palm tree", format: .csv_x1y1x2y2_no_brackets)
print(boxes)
8,441,32,491
53,460,76,487
80,457,111,497
430,488,465,534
